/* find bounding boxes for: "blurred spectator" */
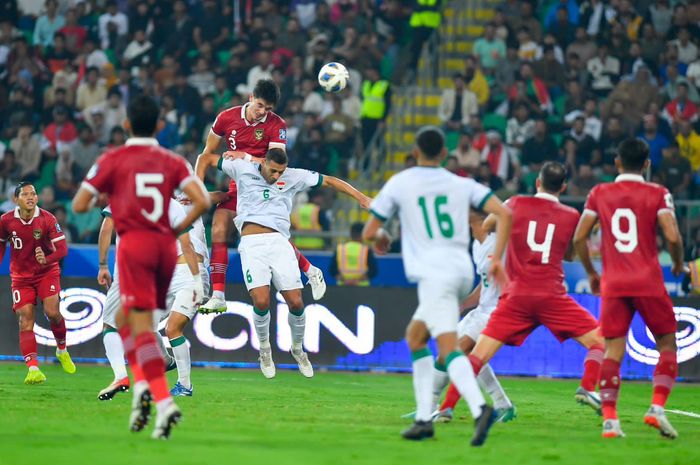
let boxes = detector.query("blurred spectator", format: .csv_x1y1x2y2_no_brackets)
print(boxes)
70,125,100,178
646,0,673,38
58,8,87,54
162,0,194,59
568,116,599,166
9,122,41,180
123,28,153,69
98,1,128,50
494,45,521,95
662,82,699,125
240,50,274,96
44,32,73,73
38,186,60,212
587,43,620,97
323,95,355,163
474,161,504,191
687,57,700,90
677,121,700,181
296,126,330,173
565,97,602,141
55,147,80,198
567,27,597,65
51,206,79,244
669,27,698,65
480,130,519,187
108,126,127,148
450,131,481,174
438,73,478,133
188,57,215,97
511,2,542,42
579,0,614,37
521,120,559,173
598,117,627,177
129,1,154,38
464,56,489,107
516,27,539,62
639,114,670,169
301,76,323,116
473,23,506,73
291,189,329,250
533,44,566,94
548,7,576,49
604,64,659,131
568,164,597,196
639,23,665,69
360,66,391,148
83,88,126,137
445,155,466,177
43,77,75,123
85,108,110,146
278,17,307,57
659,141,691,198
611,0,642,42
406,0,441,74
508,62,552,116
506,103,535,155
330,222,377,286
167,74,202,117
33,0,65,49
83,37,109,70
0,150,21,195
76,66,107,111
42,106,77,155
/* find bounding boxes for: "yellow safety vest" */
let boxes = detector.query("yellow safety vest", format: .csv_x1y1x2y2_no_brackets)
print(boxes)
689,259,700,295
361,80,389,120
409,0,441,28
336,241,370,286
291,204,325,250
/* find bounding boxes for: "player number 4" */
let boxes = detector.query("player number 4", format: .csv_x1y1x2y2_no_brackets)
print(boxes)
135,173,164,223
526,221,555,264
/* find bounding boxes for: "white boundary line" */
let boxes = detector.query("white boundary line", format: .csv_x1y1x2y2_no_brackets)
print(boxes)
666,409,700,419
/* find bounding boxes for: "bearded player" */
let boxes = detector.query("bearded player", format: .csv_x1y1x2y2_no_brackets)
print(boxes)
196,79,325,314
0,182,75,384
574,138,685,439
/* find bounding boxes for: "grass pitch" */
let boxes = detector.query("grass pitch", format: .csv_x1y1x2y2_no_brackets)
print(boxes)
0,362,698,465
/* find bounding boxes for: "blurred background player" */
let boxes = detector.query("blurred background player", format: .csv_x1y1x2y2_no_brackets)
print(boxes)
467,162,605,417
363,126,512,445
196,79,325,314
72,95,210,439
201,148,370,379
574,139,685,440
329,222,377,286
0,182,74,384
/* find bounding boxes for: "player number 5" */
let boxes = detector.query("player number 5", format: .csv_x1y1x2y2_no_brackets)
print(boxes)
526,221,555,264
135,173,164,223
611,208,638,253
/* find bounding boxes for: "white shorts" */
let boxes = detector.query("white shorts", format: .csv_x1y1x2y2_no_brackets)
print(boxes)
102,264,120,328
413,276,473,337
238,232,303,292
457,304,497,341
156,263,210,322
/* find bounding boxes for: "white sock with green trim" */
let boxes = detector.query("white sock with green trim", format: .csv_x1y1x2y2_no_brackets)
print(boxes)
432,361,449,410
288,309,306,353
411,348,435,422
478,363,511,409
447,351,485,419
103,329,128,380
253,308,271,349
170,336,191,389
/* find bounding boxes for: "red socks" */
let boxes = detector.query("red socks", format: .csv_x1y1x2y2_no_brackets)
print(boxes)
50,319,67,350
580,344,604,392
19,330,38,368
440,383,461,411
291,242,311,273
211,242,228,293
652,351,677,408
118,325,144,382
468,354,484,376
134,332,170,402
599,358,621,420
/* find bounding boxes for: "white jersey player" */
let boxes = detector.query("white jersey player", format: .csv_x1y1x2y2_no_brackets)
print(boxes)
197,148,369,379
96,202,206,399
362,126,512,446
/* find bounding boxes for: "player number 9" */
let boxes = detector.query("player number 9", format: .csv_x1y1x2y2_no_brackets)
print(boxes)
611,208,638,253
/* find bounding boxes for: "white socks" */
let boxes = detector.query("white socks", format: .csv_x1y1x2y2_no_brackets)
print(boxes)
170,336,191,389
103,329,128,380
432,362,450,410
212,290,225,300
477,363,511,409
254,308,271,349
288,310,306,353
411,349,435,422
447,352,486,419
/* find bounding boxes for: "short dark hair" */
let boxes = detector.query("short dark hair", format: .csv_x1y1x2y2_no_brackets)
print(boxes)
539,161,567,193
127,95,159,136
14,181,34,198
617,138,649,171
415,126,445,159
350,222,364,238
266,148,288,165
253,79,280,105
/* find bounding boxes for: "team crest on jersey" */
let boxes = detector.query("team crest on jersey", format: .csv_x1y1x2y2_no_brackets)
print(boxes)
33,229,41,239
255,129,264,141
276,180,286,190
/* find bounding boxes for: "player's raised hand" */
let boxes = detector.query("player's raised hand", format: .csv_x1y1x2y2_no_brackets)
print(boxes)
488,258,509,290
359,194,372,210
671,262,688,277
223,150,248,160
373,228,392,255
35,247,46,265
587,272,601,295
97,267,112,290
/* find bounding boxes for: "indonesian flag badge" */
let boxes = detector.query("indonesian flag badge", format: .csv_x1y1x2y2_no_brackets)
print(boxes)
276,180,286,190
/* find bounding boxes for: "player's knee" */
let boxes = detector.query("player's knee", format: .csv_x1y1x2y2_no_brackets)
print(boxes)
251,295,270,311
165,324,182,340
17,314,34,332
287,297,304,313
656,333,677,353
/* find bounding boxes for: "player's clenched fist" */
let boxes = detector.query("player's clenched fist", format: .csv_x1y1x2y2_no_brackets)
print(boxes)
34,247,46,265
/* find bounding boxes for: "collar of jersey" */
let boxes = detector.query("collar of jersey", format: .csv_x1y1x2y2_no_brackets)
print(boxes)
534,192,560,203
125,137,159,146
615,173,645,183
241,103,268,126
14,206,40,222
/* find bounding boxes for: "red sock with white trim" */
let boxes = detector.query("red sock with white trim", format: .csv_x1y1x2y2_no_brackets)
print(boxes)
651,351,677,408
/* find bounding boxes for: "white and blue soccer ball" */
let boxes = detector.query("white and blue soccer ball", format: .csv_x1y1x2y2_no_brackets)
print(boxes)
318,62,349,93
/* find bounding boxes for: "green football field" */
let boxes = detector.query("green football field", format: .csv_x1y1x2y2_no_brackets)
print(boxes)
1,362,699,465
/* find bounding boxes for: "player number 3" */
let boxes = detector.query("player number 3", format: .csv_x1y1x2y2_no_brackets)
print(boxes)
135,173,164,223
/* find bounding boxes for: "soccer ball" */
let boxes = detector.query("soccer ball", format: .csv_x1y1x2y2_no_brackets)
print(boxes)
318,62,349,93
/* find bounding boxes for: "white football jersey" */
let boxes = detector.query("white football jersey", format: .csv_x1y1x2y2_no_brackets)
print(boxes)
168,201,208,261
370,166,492,282
472,233,500,310
218,158,322,238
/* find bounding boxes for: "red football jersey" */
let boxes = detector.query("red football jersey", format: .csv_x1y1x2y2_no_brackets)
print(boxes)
0,207,65,279
82,138,195,237
211,104,287,158
583,174,672,297
504,194,580,296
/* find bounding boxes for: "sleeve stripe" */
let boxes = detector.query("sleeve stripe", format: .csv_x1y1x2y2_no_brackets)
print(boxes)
582,209,598,218
209,127,223,138
658,208,675,217
177,226,194,237
269,142,286,149
315,174,324,188
80,181,99,196
217,156,224,171
477,191,494,211
51,235,66,243
370,208,388,222
101,211,112,218
179,175,199,191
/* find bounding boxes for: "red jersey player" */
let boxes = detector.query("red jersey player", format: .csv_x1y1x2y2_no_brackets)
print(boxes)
469,162,605,415
0,182,73,384
195,79,326,314
72,96,210,439
574,138,684,439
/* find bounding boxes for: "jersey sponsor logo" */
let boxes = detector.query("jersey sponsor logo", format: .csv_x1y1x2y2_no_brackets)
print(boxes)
254,129,264,141
33,229,41,239
279,129,287,140
626,306,700,365
276,180,286,190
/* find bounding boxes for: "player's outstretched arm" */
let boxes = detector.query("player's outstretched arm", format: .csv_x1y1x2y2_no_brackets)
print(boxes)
322,176,371,209
97,215,114,289
481,195,512,288
194,153,222,181
659,211,685,276
174,178,211,235
72,185,96,213
178,232,205,303
460,283,482,313
573,213,600,294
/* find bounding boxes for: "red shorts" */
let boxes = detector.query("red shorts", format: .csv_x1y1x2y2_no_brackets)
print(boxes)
117,231,177,312
482,293,599,346
216,181,238,212
600,295,677,339
11,270,61,311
